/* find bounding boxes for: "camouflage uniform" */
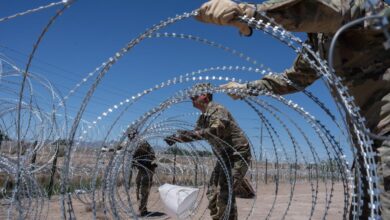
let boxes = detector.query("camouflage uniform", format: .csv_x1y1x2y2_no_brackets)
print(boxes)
132,141,157,214
245,0,390,218
175,101,251,220
0,130,3,148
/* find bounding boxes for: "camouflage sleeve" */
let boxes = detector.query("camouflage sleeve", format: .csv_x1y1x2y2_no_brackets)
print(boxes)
200,107,230,139
254,0,346,33
170,116,206,143
247,52,319,95
176,107,230,141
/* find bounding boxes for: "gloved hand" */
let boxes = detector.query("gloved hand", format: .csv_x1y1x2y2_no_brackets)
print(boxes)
196,0,256,36
151,160,158,168
220,81,247,100
164,135,180,146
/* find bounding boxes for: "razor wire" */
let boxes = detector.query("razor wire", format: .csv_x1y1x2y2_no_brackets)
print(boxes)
0,1,69,23
0,2,389,220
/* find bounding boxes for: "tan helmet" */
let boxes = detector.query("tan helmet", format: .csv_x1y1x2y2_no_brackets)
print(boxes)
192,82,212,94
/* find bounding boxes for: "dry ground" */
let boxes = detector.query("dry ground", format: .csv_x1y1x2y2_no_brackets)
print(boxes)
0,149,347,219
0,181,347,219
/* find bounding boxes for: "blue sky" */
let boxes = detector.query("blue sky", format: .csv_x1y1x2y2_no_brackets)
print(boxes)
0,1,352,162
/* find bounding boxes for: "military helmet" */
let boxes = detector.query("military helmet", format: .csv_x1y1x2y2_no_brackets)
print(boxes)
191,83,213,101
126,127,138,140
192,83,212,94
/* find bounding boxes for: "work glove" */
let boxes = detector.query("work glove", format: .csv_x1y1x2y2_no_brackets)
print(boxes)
164,135,180,146
220,81,248,100
151,160,158,169
196,0,256,36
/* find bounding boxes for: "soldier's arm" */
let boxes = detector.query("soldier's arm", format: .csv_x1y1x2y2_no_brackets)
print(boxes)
175,109,229,141
253,0,346,33
247,52,319,95
169,109,230,142
197,0,347,35
168,115,203,143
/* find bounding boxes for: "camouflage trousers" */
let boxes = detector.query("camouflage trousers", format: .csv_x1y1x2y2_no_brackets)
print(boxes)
207,159,237,220
136,169,153,213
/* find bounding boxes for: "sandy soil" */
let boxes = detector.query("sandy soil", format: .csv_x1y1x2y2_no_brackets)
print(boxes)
0,181,347,219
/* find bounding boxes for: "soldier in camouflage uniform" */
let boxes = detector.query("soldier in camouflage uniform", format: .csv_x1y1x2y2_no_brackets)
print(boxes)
132,140,157,216
0,130,3,148
196,0,390,219
164,83,251,220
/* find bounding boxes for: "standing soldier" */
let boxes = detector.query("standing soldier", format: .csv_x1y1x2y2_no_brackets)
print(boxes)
195,0,390,218
103,131,158,217
164,83,252,220
132,140,157,216
0,130,3,148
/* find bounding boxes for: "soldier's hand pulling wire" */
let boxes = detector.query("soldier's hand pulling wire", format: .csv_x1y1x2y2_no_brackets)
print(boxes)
196,0,255,36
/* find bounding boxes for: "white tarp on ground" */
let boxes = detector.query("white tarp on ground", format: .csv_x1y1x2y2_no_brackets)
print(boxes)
158,183,199,219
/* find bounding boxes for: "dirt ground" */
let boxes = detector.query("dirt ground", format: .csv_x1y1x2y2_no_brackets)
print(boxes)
0,181,347,219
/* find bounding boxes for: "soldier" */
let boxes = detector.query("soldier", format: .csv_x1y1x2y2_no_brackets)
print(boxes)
164,83,252,220
196,0,390,219
101,131,157,217
132,140,157,216
0,129,3,148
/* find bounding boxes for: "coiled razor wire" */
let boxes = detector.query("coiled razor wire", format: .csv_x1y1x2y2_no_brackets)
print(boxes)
0,2,388,220
0,0,70,23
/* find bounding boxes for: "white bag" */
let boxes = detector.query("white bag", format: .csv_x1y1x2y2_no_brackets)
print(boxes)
158,183,199,219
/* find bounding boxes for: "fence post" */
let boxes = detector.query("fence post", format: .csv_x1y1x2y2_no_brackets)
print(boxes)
30,141,38,168
172,145,177,184
265,158,268,184
48,142,60,199
195,162,198,186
